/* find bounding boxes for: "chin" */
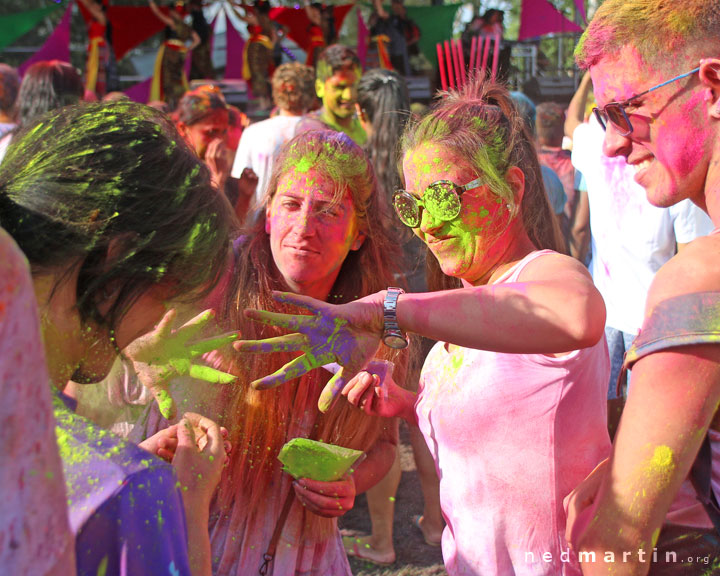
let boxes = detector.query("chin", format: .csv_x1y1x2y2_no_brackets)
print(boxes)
71,360,115,384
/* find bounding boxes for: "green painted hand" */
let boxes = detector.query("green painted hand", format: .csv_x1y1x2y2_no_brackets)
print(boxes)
233,291,385,413
123,308,239,420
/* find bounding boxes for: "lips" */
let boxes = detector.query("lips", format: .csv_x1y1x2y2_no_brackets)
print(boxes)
629,156,654,185
284,244,320,255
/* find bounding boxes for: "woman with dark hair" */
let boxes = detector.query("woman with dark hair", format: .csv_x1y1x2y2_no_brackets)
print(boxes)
235,78,611,576
174,84,231,189
232,1,276,111
149,0,200,109
0,100,235,576
346,67,444,566
78,0,118,97
136,129,407,575
0,60,83,163
188,0,214,81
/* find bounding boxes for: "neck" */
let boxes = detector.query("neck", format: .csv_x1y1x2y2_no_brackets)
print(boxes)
703,153,720,227
321,108,353,130
279,108,302,117
33,274,81,389
284,273,340,303
0,111,14,124
463,223,537,288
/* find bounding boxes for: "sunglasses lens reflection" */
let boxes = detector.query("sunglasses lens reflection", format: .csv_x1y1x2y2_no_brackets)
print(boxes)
605,105,632,135
426,183,461,220
393,193,420,227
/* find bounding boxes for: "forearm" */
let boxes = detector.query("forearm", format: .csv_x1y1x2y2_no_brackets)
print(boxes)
569,190,591,261
575,347,720,574
183,500,212,576
352,433,397,494
395,279,604,354
565,73,592,138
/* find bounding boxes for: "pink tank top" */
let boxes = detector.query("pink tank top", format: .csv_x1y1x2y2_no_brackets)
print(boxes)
416,250,612,576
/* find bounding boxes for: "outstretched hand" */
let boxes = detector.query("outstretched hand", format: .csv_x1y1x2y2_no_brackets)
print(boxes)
123,309,239,420
233,291,385,412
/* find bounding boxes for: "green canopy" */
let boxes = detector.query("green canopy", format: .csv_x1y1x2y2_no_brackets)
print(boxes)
403,4,462,63
0,4,64,53
363,3,462,64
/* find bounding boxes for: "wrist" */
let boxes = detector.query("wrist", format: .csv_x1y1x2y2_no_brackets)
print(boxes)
381,287,408,349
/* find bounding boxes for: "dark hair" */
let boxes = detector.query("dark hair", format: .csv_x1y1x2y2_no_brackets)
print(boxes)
509,90,536,136
316,44,361,83
174,85,229,125
536,101,566,147
0,101,234,329
271,62,316,114
357,69,411,215
401,76,563,290
17,61,83,128
0,64,20,116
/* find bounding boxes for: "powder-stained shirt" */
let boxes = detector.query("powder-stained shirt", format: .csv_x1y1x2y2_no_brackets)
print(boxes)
55,393,192,576
416,251,611,576
0,228,74,575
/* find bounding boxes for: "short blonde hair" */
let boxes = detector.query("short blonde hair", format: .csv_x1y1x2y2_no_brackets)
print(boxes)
271,62,315,114
576,0,720,70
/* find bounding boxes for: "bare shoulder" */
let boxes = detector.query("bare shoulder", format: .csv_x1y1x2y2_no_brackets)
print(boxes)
647,234,720,310
518,251,593,284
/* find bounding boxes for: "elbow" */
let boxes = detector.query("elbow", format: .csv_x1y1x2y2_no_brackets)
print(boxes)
564,287,606,349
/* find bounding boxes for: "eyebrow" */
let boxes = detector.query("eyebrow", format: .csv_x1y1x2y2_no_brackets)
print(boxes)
278,192,346,211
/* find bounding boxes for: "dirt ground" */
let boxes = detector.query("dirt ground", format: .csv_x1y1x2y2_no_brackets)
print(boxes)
338,424,447,576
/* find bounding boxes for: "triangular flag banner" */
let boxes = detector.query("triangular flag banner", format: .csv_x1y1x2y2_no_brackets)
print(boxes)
402,4,462,64
0,3,63,53
356,7,369,68
224,9,245,80
124,76,152,103
19,1,73,75
518,0,583,40
269,5,354,55
574,0,587,24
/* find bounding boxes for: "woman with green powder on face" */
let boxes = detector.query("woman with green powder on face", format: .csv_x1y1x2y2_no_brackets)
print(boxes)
0,100,237,576
233,78,612,576
134,129,409,575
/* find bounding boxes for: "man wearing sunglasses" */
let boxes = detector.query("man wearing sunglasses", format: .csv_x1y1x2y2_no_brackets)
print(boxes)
564,1,720,574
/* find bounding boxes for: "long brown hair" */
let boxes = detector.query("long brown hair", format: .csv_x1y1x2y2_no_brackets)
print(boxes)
211,130,405,538
401,77,564,291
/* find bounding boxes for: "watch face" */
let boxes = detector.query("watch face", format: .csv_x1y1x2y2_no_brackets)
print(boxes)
383,334,408,349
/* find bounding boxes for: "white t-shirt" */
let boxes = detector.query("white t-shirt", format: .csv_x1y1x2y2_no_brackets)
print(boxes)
230,115,302,205
572,120,713,335
0,133,12,164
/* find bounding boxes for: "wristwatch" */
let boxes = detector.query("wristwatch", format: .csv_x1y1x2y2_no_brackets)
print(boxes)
382,287,409,349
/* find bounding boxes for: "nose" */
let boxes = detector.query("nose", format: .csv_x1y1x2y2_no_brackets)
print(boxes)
340,86,353,101
290,203,319,237
418,206,445,237
602,124,633,160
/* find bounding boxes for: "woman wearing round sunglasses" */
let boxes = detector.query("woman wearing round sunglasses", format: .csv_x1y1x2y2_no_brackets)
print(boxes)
234,79,611,575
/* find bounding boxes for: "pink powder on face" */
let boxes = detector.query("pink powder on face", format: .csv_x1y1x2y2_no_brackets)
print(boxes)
651,89,709,180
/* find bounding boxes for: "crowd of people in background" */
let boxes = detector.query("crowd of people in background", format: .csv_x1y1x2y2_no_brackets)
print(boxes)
2,1,720,575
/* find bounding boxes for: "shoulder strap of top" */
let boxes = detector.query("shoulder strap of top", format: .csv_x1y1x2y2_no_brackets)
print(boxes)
495,249,557,284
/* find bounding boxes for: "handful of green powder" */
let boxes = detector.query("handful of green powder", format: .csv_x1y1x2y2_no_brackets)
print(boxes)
278,438,365,482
